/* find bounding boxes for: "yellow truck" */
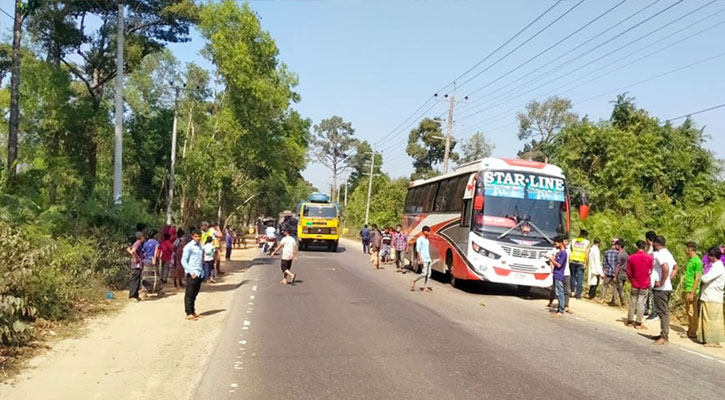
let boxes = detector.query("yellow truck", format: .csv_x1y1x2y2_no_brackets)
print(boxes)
297,193,340,252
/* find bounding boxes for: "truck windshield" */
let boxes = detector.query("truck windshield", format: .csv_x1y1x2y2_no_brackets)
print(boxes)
473,170,567,242
303,205,337,219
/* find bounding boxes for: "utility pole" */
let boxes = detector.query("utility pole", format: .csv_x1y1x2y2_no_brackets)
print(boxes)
6,0,22,183
344,182,348,207
113,2,125,205
364,150,376,225
442,94,455,174
166,86,180,225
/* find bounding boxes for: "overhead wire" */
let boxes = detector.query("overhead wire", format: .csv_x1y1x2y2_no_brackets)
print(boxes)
665,103,725,122
456,6,725,135
456,0,700,124
455,0,664,114
373,1,564,148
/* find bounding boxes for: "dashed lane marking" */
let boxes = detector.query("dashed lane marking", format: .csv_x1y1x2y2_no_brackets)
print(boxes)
252,285,258,291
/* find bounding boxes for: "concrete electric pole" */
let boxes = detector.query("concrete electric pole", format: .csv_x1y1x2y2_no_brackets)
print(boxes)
442,94,455,174
364,150,376,225
113,2,124,204
166,86,180,225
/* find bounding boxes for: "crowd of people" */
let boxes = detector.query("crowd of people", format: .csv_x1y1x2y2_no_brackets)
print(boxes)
359,224,725,349
126,222,241,321
547,229,725,348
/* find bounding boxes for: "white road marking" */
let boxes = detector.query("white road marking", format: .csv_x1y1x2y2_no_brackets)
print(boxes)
243,327,248,330
240,340,247,344
246,311,252,314
244,320,251,326
681,348,715,360
248,302,254,305
231,383,238,388
575,317,586,322
250,295,255,300
252,285,258,291
718,360,725,365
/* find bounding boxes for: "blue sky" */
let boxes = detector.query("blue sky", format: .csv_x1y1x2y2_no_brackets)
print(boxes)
4,0,724,192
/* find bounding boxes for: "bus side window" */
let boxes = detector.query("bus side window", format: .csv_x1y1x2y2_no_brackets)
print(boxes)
460,200,471,227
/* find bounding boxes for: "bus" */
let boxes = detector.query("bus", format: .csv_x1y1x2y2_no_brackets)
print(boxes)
297,193,341,252
402,157,570,292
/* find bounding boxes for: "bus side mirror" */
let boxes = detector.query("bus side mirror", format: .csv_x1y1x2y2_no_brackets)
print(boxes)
579,205,590,220
474,195,484,211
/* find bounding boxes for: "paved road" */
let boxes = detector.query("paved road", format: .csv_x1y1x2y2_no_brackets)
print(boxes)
196,239,724,400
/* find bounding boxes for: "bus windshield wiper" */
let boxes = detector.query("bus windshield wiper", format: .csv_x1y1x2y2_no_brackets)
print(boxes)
526,221,554,245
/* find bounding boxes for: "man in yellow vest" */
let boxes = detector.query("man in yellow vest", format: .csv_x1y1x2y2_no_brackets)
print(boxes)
570,229,590,299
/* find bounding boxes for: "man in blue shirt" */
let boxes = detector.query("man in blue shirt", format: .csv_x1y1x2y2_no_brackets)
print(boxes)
410,226,433,292
548,236,569,317
181,230,204,321
360,225,371,254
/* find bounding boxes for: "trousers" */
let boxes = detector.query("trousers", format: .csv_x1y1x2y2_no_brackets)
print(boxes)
628,288,648,324
653,290,671,340
413,262,432,286
129,267,142,299
184,275,203,316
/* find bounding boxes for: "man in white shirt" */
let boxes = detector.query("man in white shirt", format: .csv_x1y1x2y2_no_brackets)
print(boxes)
652,236,678,345
587,238,603,299
272,229,297,285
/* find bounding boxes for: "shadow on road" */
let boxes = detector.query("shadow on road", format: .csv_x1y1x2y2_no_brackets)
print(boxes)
424,270,550,300
198,309,226,317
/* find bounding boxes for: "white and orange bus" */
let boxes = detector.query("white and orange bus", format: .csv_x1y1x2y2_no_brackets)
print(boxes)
403,157,570,292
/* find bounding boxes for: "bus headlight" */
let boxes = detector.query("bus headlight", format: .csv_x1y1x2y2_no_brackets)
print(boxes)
330,228,337,234
303,227,310,234
471,242,501,260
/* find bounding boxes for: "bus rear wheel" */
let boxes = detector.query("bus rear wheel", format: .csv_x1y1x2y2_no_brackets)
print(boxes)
329,240,338,252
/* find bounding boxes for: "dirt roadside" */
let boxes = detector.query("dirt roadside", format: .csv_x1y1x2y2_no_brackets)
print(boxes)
0,247,256,400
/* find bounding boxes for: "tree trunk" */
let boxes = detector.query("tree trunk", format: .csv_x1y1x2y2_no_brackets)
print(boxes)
7,0,22,182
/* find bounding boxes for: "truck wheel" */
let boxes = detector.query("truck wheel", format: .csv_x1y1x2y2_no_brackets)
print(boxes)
331,241,338,253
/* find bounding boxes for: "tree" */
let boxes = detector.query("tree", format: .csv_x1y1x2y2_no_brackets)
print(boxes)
311,116,357,201
6,0,26,184
406,117,457,179
346,140,382,193
459,132,495,164
344,174,408,230
517,96,577,162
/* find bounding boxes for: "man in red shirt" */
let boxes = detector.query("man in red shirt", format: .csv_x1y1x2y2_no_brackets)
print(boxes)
626,240,654,329
159,233,175,284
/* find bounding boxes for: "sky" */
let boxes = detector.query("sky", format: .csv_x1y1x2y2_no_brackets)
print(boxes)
3,0,725,192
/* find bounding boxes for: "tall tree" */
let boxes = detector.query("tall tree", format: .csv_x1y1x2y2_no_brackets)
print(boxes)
6,0,25,183
459,132,495,163
406,117,457,179
517,96,577,162
311,116,356,201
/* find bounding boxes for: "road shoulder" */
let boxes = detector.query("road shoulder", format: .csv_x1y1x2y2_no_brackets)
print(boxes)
0,248,254,400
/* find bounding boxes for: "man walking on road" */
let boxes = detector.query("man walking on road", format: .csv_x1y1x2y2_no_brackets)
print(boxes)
126,232,146,302
652,235,677,345
626,240,653,329
393,225,408,273
569,230,590,299
273,229,297,285
683,242,703,339
371,224,382,270
410,226,432,292
181,230,204,321
360,224,371,254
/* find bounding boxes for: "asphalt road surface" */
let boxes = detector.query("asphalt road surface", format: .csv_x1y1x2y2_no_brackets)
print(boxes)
196,239,725,399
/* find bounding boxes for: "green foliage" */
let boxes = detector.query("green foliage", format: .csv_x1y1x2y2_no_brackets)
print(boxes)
517,96,577,161
311,115,357,199
459,132,495,163
406,117,457,179
346,140,382,193
344,175,408,230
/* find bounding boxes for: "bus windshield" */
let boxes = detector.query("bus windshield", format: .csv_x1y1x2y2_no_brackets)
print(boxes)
473,170,567,242
303,205,337,219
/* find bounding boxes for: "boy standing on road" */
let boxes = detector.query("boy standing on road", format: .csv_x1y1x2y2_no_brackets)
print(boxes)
612,240,629,307
548,236,568,317
683,242,703,338
159,232,174,284
273,229,297,285
203,237,216,283
393,225,409,273
410,226,433,292
569,230,590,299
626,240,653,328
181,230,204,321
360,225,371,254
652,236,678,345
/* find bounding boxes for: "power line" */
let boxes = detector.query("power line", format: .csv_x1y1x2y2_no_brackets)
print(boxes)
373,0,567,148
456,0,664,114
457,0,626,102
0,7,14,20
665,103,725,122
455,0,586,92
438,0,564,95
457,0,696,123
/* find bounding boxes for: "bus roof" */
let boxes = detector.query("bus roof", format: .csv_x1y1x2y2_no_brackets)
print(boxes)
408,157,565,188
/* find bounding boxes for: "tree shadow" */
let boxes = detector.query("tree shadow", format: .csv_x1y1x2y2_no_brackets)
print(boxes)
202,279,249,293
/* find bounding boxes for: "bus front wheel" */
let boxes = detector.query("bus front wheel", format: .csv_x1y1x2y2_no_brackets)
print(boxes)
330,240,338,252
